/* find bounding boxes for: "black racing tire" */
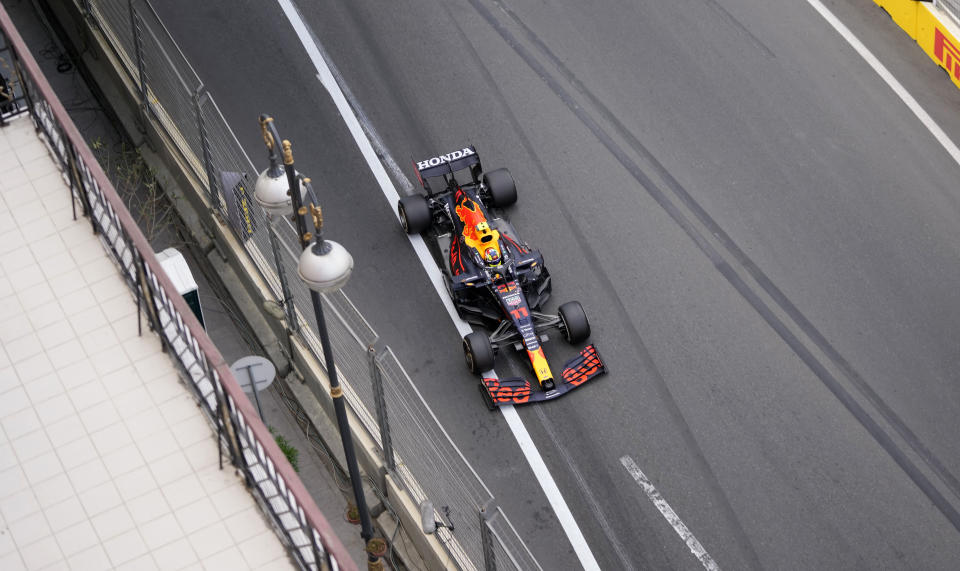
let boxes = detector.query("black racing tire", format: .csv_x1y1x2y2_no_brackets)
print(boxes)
558,301,590,344
398,195,431,234
463,331,495,374
482,168,517,208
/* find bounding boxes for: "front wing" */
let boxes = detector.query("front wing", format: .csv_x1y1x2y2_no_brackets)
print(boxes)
480,344,606,408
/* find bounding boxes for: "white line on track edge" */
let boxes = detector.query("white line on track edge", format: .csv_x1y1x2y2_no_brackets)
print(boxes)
620,456,721,571
274,0,600,568
804,0,960,168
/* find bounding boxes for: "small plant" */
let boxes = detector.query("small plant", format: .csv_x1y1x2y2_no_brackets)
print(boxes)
269,426,300,472
91,137,175,243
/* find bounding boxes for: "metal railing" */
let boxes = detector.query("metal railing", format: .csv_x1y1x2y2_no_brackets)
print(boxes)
65,0,543,569
0,6,355,570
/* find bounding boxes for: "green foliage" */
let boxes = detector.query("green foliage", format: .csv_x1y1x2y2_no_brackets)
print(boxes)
269,426,300,472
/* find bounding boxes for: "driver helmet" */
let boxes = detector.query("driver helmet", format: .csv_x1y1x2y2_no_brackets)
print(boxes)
484,247,501,266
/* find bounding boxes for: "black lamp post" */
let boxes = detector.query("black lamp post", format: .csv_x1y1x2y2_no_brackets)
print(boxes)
254,115,383,569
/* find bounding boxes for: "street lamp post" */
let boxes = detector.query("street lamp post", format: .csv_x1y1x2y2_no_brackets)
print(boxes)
254,115,383,569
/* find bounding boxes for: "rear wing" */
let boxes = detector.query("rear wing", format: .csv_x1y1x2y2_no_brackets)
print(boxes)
414,145,481,184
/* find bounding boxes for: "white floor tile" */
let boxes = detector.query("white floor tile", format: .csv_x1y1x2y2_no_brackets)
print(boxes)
115,552,159,571
44,415,86,447
0,552,26,571
240,529,289,568
101,443,146,479
0,387,30,418
173,497,220,534
125,489,170,526
43,497,87,533
113,465,157,502
21,451,64,484
67,379,108,411
3,333,42,364
0,488,40,524
150,536,198,570
67,543,111,571
36,320,76,351
89,423,133,457
23,374,63,406
139,512,183,550
161,474,206,510
2,408,41,440
55,437,99,470
7,510,51,547
19,535,62,570
0,466,29,495
46,339,86,370
78,400,121,434
77,481,122,517
28,394,76,425
188,521,234,559
90,504,134,541
102,528,147,566
23,303,63,331
67,459,110,494
11,428,53,462
18,282,56,311
55,360,96,390
32,474,76,511
148,451,192,486
55,519,99,556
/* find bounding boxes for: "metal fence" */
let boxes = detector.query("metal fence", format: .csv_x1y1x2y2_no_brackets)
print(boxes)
69,0,541,569
0,5,355,570
935,0,960,25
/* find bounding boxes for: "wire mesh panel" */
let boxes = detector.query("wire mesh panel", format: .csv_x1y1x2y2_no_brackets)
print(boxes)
937,0,960,24
376,347,494,569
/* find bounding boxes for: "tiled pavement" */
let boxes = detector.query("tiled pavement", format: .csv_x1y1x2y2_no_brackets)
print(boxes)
0,115,293,570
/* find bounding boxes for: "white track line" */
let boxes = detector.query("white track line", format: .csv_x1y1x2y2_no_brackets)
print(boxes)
804,0,960,167
275,1,600,568
620,456,721,571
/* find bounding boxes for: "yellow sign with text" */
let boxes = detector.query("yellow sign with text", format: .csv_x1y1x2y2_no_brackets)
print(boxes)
875,0,960,90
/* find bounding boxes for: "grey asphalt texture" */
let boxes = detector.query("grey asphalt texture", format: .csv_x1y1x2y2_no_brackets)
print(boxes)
152,0,960,569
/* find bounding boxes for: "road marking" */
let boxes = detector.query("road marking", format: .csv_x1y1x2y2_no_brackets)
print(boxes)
274,0,600,568
620,456,721,571
804,0,960,168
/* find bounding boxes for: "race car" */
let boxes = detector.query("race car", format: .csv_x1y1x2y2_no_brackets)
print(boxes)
397,145,606,408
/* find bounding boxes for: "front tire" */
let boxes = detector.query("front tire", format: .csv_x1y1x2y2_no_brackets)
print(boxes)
463,332,495,374
398,195,431,234
558,301,590,344
482,168,517,208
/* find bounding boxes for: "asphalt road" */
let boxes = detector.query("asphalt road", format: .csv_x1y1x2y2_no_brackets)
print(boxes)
151,1,960,569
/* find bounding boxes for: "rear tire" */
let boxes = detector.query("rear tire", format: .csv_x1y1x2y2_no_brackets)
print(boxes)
463,332,495,374
558,301,590,344
398,195,431,234
482,168,517,208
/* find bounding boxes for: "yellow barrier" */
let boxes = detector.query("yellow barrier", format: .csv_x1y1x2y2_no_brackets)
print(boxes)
875,0,960,90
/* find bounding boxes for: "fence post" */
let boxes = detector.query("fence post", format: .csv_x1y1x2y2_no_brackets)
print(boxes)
480,506,497,571
267,218,299,333
369,346,395,472
193,85,222,211
127,0,148,116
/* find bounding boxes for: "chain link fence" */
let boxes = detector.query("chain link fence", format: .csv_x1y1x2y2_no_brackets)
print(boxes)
70,1,541,569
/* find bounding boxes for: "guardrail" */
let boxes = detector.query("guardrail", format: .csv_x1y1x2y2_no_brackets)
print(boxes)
0,6,355,570
63,0,542,569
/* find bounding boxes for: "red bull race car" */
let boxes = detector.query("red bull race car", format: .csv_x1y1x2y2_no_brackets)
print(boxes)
398,146,607,409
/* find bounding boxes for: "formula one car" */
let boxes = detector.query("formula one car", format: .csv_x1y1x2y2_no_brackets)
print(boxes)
398,145,606,408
